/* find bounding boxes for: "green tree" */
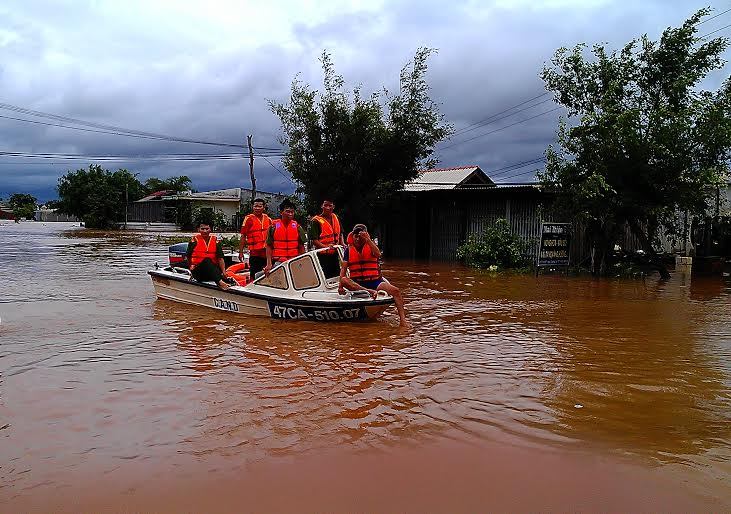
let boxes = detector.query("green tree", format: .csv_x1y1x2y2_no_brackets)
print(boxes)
540,8,731,278
56,164,145,228
190,206,229,231
270,48,452,229
143,176,192,195
8,193,37,219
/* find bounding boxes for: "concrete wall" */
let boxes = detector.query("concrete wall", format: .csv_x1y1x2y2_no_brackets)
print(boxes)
191,200,240,220
35,209,79,222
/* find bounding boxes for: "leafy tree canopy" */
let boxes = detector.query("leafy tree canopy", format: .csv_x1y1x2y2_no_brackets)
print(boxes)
143,176,192,195
270,48,452,228
540,8,731,277
56,166,197,229
9,193,37,219
56,164,144,229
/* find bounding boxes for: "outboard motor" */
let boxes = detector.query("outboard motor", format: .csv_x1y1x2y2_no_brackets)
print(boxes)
168,242,189,268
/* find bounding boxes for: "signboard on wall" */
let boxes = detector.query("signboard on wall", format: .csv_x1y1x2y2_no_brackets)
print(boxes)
537,222,571,267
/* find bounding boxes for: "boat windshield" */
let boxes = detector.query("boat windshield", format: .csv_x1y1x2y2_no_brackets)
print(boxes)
290,255,321,290
255,265,288,290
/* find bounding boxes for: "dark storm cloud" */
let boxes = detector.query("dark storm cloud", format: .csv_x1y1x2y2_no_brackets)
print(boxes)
0,0,727,201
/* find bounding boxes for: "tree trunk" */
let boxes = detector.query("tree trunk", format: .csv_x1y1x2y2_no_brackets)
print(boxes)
589,220,616,276
627,218,671,280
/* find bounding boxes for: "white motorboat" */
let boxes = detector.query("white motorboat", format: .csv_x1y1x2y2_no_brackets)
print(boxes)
148,246,394,321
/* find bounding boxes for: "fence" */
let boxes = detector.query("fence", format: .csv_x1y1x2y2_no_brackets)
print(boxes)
387,188,654,266
126,202,177,223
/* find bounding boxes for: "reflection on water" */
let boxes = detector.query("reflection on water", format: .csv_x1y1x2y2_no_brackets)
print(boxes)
1,222,730,508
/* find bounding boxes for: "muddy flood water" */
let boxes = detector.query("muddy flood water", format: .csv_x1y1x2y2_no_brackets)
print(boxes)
1,221,730,511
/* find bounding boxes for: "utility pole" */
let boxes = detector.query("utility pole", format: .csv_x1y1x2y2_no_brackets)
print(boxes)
247,134,256,207
124,182,128,230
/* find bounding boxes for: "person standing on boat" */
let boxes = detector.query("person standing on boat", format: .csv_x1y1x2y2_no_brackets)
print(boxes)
338,224,409,328
263,199,306,275
186,221,231,290
239,198,272,281
308,199,344,278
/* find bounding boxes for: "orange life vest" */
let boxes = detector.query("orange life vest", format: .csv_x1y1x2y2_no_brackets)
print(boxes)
271,219,301,261
312,214,341,253
347,243,381,282
190,234,218,267
242,213,272,251
225,262,250,286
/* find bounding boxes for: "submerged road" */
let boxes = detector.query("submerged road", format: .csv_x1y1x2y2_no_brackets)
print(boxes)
1,221,729,511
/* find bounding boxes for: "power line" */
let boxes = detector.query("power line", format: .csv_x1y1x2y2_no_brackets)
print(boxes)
259,155,296,185
0,150,248,161
0,102,288,155
0,103,245,149
493,167,545,182
486,157,546,177
699,7,731,25
700,23,731,39
448,97,554,140
450,92,551,137
440,107,562,151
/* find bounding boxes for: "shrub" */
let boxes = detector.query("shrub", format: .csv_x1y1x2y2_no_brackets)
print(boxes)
191,206,230,231
456,218,532,269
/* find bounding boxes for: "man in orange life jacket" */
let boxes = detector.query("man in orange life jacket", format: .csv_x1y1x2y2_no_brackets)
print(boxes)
239,198,272,281
339,223,409,328
308,199,344,278
264,199,307,275
185,221,231,290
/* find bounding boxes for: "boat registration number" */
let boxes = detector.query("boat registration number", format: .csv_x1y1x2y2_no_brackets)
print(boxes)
213,298,240,312
268,303,365,321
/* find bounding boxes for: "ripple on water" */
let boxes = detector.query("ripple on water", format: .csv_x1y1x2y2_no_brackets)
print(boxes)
0,224,730,505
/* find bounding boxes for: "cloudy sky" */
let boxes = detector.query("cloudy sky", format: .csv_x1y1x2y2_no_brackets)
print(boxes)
0,0,728,201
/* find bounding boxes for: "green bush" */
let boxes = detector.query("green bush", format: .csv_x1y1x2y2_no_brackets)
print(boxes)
457,218,532,269
191,206,230,231
218,234,241,250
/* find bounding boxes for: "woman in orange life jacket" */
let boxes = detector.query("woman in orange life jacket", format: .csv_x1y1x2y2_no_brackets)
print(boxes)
308,199,345,279
339,223,410,328
263,198,307,276
185,221,232,290
239,197,273,281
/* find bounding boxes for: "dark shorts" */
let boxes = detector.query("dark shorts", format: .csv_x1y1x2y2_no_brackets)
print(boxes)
191,258,223,283
354,278,384,290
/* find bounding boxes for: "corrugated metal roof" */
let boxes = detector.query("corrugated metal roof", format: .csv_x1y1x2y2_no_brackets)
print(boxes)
165,187,241,201
403,166,491,192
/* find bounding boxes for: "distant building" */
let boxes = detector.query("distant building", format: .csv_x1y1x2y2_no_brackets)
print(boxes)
239,189,290,216
129,187,289,229
385,165,544,260
34,207,79,222
165,188,243,223
0,201,13,220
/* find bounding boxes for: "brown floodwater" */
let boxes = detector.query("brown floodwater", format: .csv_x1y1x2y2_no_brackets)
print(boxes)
1,221,730,512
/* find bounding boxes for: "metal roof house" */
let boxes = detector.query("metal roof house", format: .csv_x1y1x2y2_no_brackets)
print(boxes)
384,166,544,260
127,187,289,229
402,165,494,191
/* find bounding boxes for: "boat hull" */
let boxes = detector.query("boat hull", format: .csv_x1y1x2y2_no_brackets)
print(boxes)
149,270,392,321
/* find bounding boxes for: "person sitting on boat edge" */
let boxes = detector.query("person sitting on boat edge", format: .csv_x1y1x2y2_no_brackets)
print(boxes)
338,223,409,328
308,198,344,279
186,221,233,290
263,198,307,276
239,197,272,282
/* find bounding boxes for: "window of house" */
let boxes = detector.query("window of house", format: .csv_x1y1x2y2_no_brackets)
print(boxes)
256,265,288,290
290,255,321,290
